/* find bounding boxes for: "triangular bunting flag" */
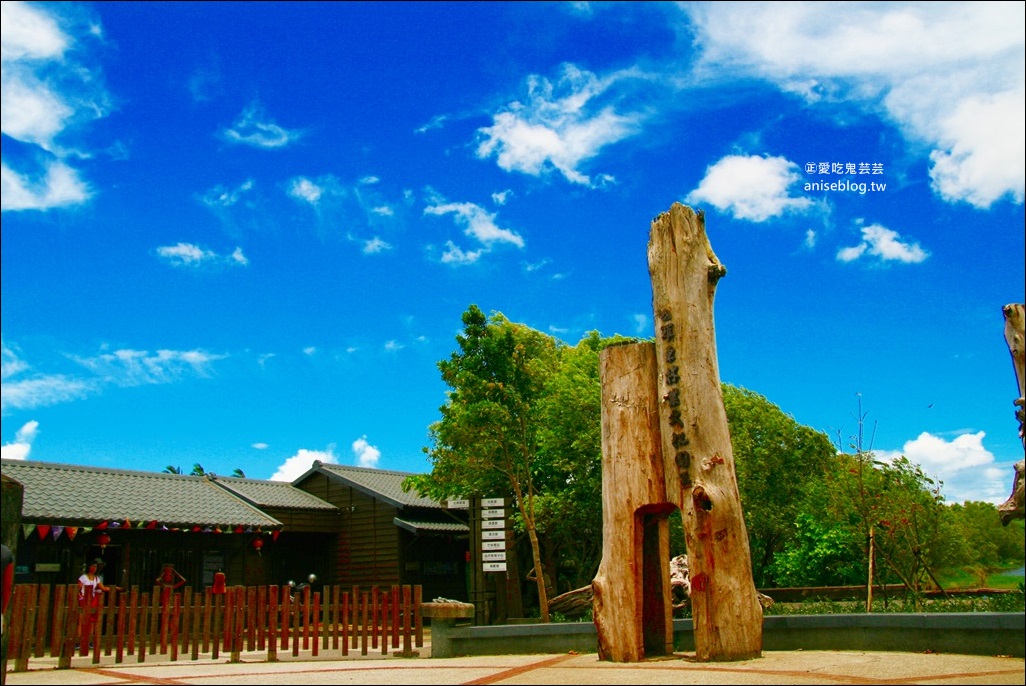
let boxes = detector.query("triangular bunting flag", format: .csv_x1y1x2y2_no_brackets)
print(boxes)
271,530,281,542
146,520,158,529
51,525,65,540
96,521,108,530
66,527,79,541
22,524,35,539
37,524,51,540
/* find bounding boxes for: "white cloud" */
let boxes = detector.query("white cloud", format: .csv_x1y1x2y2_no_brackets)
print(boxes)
686,154,813,221
429,202,524,246
492,190,512,205
1,342,93,412
876,431,1006,504
0,419,39,460
1,157,90,212
302,347,317,356
269,446,338,482
362,237,392,254
288,177,324,204
476,63,646,186
804,229,817,249
222,103,302,148
70,348,227,386
155,242,249,268
836,223,928,264
251,442,269,450
200,179,255,208
1,1,109,212
684,3,1025,208
352,436,381,469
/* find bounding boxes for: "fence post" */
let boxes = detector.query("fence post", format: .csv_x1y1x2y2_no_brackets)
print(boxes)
414,585,423,648
267,585,278,662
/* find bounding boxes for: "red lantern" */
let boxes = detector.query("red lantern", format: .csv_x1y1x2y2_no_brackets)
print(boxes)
96,532,111,551
251,537,264,555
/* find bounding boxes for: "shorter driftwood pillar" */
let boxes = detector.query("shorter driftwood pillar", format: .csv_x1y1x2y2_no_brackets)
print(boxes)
592,342,675,662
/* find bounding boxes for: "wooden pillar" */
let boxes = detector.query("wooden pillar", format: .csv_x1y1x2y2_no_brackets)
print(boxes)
592,342,674,661
648,203,762,661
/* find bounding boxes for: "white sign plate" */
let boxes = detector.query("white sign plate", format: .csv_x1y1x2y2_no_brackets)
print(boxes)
482,530,505,540
482,508,505,518
482,497,506,507
482,541,505,550
482,519,506,529
447,498,470,509
482,552,506,562
483,562,508,572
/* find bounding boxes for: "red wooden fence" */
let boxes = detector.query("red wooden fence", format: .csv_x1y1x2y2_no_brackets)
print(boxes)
4,583,423,671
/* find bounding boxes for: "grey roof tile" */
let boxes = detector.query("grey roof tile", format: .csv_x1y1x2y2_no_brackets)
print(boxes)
1,459,282,529
210,475,339,510
311,462,442,509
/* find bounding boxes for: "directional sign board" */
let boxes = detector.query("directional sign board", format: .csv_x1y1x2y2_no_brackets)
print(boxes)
482,552,506,562
482,508,505,518
482,497,506,508
447,498,470,509
483,562,507,573
482,530,505,540
482,540,505,551
482,519,505,529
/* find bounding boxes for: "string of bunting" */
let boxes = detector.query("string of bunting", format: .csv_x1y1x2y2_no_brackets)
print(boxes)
22,521,281,541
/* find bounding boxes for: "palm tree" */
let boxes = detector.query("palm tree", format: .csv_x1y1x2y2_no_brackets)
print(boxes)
163,465,183,475
190,463,205,476
231,468,246,478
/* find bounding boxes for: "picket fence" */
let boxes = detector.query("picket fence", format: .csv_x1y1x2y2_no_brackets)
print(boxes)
4,583,423,671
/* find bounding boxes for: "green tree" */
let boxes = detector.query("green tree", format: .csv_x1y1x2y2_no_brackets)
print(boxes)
163,465,183,474
190,463,206,476
405,305,561,621
723,385,836,587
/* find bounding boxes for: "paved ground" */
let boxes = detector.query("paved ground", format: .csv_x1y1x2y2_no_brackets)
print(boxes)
5,648,1024,685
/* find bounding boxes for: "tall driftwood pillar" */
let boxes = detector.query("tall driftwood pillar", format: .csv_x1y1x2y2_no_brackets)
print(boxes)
592,342,674,661
648,202,762,661
998,303,1025,525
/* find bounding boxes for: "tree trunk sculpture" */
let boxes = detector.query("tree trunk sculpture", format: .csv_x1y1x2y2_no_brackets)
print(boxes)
999,303,1025,525
648,203,763,661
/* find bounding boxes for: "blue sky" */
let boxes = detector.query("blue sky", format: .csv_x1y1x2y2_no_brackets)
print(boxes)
2,2,1024,506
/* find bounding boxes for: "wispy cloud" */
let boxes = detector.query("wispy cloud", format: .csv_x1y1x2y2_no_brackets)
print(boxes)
270,446,338,482
69,347,227,387
684,3,1025,208
200,179,255,208
221,102,302,149
836,222,928,264
476,63,647,186
287,174,400,247
0,419,38,460
1,1,110,211
424,195,524,265
352,435,380,469
155,242,249,268
2,342,93,413
686,154,813,222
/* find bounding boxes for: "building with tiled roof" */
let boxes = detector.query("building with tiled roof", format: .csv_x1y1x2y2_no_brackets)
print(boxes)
1,458,472,604
294,461,469,602
2,459,282,530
